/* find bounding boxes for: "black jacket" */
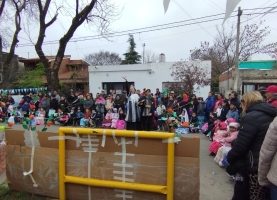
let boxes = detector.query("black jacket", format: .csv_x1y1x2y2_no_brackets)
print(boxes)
50,98,59,111
227,102,277,173
220,105,229,121
197,102,205,116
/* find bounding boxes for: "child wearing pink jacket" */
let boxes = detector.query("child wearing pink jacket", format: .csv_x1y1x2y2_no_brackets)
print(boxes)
214,122,240,166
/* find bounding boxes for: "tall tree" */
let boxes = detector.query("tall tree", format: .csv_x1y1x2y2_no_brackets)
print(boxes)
0,0,32,88
122,34,141,64
190,22,277,88
34,0,118,92
84,50,121,66
169,61,211,96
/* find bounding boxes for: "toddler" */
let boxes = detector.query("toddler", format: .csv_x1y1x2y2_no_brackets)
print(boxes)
209,122,228,155
80,108,91,127
111,108,119,128
189,112,199,133
216,103,222,117
214,122,240,166
36,108,45,125
89,109,96,127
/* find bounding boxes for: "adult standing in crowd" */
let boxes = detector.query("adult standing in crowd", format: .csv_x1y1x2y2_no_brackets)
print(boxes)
54,91,60,102
59,96,68,112
213,93,224,111
123,76,140,130
101,90,107,99
113,95,122,110
204,91,215,122
105,94,114,112
67,89,75,104
50,94,59,112
120,90,127,103
229,91,240,108
190,94,199,113
227,91,277,200
155,88,161,97
263,85,277,108
259,116,277,199
139,89,154,131
83,94,94,111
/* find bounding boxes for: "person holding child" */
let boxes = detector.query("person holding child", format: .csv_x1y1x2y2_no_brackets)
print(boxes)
209,122,228,155
214,122,240,166
227,91,277,200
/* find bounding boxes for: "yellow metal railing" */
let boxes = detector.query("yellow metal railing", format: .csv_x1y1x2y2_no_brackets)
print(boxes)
58,127,175,200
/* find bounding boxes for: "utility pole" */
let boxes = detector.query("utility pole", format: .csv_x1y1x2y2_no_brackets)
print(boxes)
142,43,146,64
233,7,243,94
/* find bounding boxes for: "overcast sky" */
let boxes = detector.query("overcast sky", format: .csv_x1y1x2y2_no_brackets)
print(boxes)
14,0,277,62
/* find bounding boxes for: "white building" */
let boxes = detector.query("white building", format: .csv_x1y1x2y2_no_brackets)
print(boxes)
89,56,211,97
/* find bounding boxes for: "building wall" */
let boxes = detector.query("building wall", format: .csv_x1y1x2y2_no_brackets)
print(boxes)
89,61,211,96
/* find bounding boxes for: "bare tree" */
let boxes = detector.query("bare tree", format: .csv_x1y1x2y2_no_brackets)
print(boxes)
142,49,159,63
190,21,277,88
170,61,211,96
0,0,6,18
0,0,33,88
34,0,118,92
84,50,121,66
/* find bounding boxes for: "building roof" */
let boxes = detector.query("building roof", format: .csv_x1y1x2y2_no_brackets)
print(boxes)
239,60,276,70
66,60,89,66
18,55,71,63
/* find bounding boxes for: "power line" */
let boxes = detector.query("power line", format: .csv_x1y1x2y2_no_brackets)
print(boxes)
16,10,276,47
172,0,214,37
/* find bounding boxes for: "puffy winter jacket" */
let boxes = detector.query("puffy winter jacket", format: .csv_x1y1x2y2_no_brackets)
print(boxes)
205,96,214,113
259,117,277,186
227,101,277,173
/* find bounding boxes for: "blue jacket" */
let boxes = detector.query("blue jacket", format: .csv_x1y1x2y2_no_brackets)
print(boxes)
227,109,239,122
21,104,29,112
75,112,84,118
205,96,215,113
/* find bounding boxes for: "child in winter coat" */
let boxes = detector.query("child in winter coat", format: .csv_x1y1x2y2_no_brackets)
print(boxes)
197,97,205,130
227,102,239,122
111,108,119,128
35,108,45,125
190,112,199,133
220,100,229,121
116,108,126,130
214,122,240,166
95,111,103,128
74,108,84,126
21,101,30,117
89,109,96,127
80,108,91,127
216,103,222,117
209,122,228,155
102,109,112,128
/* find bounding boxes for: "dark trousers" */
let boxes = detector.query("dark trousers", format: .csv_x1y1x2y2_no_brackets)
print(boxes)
141,116,152,131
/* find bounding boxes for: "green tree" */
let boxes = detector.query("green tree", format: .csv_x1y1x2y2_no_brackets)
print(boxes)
122,34,141,64
17,62,45,88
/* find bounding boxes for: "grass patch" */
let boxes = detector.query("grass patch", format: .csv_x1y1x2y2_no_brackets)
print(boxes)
0,184,32,200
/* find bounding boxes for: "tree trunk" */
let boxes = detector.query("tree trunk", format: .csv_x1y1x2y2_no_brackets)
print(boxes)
45,66,59,93
0,0,6,18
